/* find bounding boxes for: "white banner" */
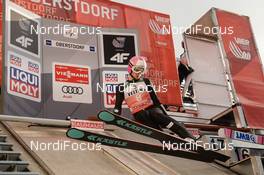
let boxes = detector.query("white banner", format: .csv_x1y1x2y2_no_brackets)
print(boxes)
52,63,92,104
102,71,128,108
7,51,41,102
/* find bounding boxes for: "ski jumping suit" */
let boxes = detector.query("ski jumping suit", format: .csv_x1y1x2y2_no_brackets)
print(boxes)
113,78,196,140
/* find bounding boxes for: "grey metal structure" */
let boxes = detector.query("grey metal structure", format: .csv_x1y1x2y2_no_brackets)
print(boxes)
183,35,233,119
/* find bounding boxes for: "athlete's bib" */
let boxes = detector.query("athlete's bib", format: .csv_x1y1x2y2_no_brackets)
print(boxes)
124,81,154,114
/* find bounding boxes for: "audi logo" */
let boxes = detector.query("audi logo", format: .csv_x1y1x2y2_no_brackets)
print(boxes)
62,86,84,95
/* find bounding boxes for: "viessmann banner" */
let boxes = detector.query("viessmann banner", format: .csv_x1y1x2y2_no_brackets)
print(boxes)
52,63,92,104
216,10,264,129
1,0,182,106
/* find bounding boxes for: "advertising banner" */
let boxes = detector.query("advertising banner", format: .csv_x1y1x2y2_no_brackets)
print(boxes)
102,71,128,108
100,33,137,67
7,3,40,57
52,63,92,104
216,9,264,129
6,0,182,107
219,128,264,145
7,51,41,102
45,39,96,53
42,18,100,119
70,119,104,132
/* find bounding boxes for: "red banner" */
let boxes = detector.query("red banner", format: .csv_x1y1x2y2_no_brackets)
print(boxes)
216,9,264,129
55,64,89,84
1,0,182,106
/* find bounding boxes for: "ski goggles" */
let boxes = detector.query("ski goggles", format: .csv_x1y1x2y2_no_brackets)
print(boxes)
132,65,145,73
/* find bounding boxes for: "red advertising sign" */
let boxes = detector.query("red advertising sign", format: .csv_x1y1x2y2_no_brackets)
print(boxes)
2,0,182,107
71,119,104,132
216,9,264,129
55,64,89,84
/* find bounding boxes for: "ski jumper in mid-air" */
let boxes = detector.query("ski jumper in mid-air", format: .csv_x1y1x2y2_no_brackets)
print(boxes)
113,56,198,141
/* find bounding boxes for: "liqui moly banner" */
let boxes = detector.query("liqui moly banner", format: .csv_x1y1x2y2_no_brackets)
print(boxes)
7,51,41,102
216,10,264,129
2,0,182,107
53,63,92,104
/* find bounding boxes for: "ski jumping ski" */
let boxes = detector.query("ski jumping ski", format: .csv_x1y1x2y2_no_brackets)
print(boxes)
66,128,215,162
97,110,230,162
66,110,230,163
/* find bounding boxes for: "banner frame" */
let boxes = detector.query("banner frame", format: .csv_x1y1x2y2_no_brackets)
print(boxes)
211,8,248,128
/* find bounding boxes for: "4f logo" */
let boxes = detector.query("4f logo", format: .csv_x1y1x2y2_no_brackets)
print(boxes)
110,53,130,63
16,36,33,48
102,34,136,66
10,10,39,56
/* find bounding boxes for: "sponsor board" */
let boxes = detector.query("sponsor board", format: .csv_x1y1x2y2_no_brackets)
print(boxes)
53,63,92,104
45,39,96,53
217,10,264,129
7,51,41,102
71,119,104,132
219,128,263,145
100,33,138,67
8,0,182,107
7,3,40,57
102,71,128,108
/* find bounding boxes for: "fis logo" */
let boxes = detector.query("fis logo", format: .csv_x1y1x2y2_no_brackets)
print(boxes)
28,61,39,73
229,37,251,61
105,73,118,82
10,55,22,67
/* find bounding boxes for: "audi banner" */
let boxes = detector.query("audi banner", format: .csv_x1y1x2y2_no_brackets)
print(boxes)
52,63,92,104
